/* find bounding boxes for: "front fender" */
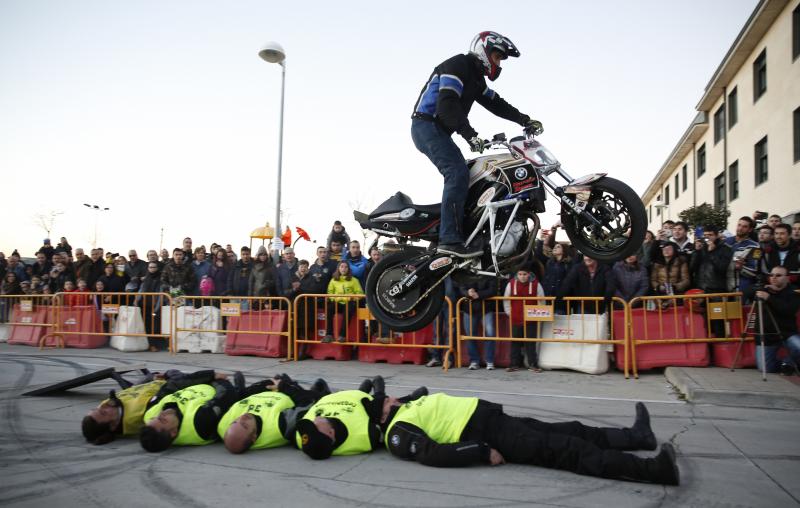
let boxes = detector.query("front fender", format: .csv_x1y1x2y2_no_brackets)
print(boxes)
564,173,607,193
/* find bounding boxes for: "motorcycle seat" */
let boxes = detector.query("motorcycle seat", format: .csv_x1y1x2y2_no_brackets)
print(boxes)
369,192,441,219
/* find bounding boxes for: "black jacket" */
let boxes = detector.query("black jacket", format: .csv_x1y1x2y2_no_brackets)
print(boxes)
413,53,527,140
384,399,499,467
456,276,501,315
557,263,616,313
743,285,800,344
759,240,800,285
690,239,733,292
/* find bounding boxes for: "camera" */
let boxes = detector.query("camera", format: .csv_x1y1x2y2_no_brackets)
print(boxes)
753,211,768,221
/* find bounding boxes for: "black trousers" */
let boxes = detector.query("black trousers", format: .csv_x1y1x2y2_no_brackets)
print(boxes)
325,301,357,337
510,323,538,368
465,405,651,481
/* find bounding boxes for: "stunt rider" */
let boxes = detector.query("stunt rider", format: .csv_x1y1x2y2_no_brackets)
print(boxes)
412,31,542,258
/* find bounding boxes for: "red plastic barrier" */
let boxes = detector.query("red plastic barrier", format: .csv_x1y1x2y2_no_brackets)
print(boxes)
225,309,288,358
358,323,435,365
616,307,710,371
56,306,106,348
7,304,49,346
306,313,359,361
712,305,755,368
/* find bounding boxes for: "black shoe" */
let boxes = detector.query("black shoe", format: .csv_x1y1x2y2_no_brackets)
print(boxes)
358,378,373,394
398,386,428,403
631,402,657,451
371,376,385,396
233,371,246,394
779,362,798,376
651,443,680,486
310,378,332,396
437,243,482,258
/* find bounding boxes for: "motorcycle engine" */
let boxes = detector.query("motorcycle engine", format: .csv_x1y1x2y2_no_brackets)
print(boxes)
496,221,525,256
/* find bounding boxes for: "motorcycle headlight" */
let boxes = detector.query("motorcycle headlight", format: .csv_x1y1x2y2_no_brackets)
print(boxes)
399,207,415,219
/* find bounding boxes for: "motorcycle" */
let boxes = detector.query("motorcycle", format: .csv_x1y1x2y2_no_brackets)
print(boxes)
354,129,646,331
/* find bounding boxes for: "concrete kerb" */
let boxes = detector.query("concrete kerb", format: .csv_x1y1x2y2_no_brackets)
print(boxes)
665,366,800,410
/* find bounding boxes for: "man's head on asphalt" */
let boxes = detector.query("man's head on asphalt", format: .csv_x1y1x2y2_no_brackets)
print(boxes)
82,396,122,445
297,417,347,460
140,408,180,452
223,413,258,454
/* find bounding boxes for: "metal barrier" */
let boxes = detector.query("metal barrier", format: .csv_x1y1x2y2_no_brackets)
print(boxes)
42,292,174,351
627,292,746,378
292,294,455,369
171,296,291,359
456,296,630,377
0,294,57,346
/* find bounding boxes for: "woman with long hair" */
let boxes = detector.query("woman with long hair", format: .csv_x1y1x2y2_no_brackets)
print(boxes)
323,261,363,343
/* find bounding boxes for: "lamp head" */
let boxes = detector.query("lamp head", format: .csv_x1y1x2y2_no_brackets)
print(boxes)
259,41,286,64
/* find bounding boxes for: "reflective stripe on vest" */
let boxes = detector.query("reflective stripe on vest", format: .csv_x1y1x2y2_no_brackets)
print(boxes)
144,384,216,446
100,379,166,436
217,392,295,449
385,393,478,448
295,390,373,455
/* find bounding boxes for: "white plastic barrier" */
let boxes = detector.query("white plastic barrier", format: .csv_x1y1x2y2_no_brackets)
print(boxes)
538,313,611,374
162,305,226,353
0,323,10,343
109,306,149,352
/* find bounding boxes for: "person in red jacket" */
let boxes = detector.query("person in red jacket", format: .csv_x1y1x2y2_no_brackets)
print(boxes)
502,267,546,372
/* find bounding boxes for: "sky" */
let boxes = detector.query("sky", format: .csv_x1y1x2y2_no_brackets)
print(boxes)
0,0,758,261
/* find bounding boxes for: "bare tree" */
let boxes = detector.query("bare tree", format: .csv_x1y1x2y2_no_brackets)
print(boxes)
32,210,64,238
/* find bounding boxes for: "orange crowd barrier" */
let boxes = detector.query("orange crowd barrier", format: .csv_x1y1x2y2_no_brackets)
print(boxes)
293,294,454,369
456,296,630,377
1,294,56,346
626,292,748,378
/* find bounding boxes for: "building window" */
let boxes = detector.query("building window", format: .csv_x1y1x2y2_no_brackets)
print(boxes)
714,172,726,209
755,136,768,186
753,49,767,102
794,4,800,61
729,160,739,202
697,144,706,177
714,104,726,144
648,205,652,223
682,164,687,191
665,185,670,205
656,195,661,216
727,87,738,128
795,107,800,163
674,174,679,199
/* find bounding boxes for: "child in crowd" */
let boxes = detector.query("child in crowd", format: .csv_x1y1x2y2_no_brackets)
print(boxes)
502,266,545,373
326,220,350,251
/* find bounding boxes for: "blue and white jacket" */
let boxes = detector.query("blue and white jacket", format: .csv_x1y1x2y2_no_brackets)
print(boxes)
412,53,528,140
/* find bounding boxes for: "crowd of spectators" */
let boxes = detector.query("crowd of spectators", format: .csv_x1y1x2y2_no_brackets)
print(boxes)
2,213,798,373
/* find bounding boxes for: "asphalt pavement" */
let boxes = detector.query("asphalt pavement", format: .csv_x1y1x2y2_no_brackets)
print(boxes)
1,343,798,507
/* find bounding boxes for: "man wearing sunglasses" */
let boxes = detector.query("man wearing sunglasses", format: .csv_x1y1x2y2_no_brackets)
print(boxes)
744,266,800,374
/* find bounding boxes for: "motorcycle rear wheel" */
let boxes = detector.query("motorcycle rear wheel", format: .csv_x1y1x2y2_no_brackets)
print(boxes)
561,176,646,262
365,250,445,332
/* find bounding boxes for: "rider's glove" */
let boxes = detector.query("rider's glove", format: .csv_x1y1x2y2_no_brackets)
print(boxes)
523,118,544,136
468,136,486,153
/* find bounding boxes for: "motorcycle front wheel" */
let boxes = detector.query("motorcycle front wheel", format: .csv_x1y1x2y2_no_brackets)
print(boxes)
365,250,445,332
561,176,646,262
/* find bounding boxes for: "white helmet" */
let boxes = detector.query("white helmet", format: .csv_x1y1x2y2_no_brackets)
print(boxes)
469,31,520,82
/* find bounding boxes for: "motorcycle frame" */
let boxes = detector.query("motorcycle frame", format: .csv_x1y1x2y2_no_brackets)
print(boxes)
462,135,606,278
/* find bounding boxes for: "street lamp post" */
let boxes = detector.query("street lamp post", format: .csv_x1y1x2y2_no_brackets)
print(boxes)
83,203,110,248
259,41,286,264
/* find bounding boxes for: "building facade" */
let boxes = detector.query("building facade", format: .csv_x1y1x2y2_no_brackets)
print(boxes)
642,0,800,233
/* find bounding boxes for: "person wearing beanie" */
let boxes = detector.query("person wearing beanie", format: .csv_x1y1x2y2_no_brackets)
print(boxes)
650,242,690,298
382,394,679,485
296,377,427,460
326,220,351,252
